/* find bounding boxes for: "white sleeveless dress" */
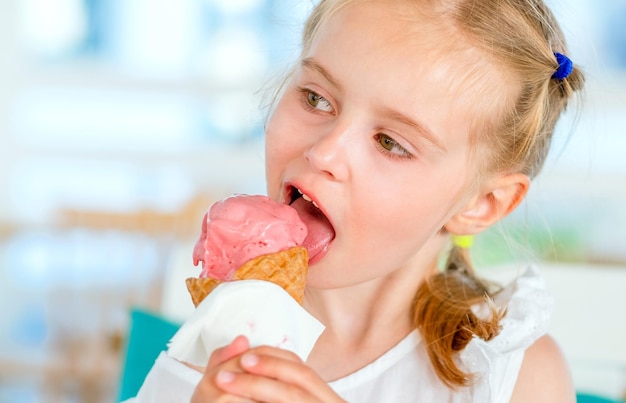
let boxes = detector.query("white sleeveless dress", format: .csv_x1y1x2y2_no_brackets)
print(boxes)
328,267,553,402
129,267,552,403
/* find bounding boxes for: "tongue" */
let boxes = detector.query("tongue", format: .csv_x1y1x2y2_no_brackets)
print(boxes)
290,197,335,260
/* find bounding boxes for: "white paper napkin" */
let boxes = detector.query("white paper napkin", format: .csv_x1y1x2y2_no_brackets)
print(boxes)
167,280,325,367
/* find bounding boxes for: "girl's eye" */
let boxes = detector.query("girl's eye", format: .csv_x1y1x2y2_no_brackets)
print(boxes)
302,89,334,113
374,133,413,159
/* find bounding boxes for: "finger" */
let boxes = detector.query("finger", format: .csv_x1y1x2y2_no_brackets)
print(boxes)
215,370,322,403
245,344,303,363
191,363,253,402
192,387,255,403
183,361,206,373
215,397,251,403
191,338,253,403
237,353,343,403
208,335,251,369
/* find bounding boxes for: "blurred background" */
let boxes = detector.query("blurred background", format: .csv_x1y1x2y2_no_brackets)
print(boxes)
0,0,624,402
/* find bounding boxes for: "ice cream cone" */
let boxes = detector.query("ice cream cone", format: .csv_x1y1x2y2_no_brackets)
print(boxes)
186,246,309,306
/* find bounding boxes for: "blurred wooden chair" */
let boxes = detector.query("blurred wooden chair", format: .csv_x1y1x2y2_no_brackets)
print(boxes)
1,192,216,402
57,192,215,238
40,287,126,403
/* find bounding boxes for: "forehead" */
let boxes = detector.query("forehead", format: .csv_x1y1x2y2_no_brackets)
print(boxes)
305,0,516,141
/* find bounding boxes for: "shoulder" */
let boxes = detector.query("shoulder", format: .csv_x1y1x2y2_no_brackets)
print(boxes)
509,334,576,403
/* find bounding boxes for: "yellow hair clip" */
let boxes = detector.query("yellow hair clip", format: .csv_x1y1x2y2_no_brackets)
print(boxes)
452,234,474,249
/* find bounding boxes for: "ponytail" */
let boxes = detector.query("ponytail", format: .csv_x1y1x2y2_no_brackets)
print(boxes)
412,242,506,388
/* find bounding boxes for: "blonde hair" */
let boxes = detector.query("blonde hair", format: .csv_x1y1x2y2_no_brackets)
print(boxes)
299,0,584,388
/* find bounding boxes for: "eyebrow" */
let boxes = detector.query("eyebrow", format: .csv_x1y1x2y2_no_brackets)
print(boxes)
301,58,344,92
301,57,446,153
381,108,447,153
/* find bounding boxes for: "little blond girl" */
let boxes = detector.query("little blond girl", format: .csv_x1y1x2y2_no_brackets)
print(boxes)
133,0,585,401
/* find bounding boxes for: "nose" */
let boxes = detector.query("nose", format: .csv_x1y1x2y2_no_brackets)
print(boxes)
304,122,352,181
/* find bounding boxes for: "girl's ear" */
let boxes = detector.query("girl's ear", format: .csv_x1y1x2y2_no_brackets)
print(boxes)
445,173,530,235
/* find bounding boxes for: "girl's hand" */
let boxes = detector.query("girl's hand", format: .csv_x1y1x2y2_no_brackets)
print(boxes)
213,345,346,403
191,335,256,403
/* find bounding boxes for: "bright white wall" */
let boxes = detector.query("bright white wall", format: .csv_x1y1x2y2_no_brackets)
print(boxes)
0,0,19,224
482,263,626,400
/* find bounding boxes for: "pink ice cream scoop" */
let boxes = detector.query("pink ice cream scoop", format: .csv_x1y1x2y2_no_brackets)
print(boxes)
192,194,308,280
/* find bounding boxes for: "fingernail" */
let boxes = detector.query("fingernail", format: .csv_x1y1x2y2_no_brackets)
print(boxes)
241,353,258,367
216,370,234,384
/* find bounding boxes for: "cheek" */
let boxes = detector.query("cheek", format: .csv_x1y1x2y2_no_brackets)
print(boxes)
266,101,315,164
264,103,302,195
264,112,281,157
367,165,467,235
370,195,442,239
264,125,287,177
264,140,281,199
265,97,302,153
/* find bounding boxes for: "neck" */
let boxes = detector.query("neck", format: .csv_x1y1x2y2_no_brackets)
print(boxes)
304,269,418,342
302,237,444,380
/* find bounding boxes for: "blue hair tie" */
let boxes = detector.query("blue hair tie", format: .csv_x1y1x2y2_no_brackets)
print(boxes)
552,52,573,80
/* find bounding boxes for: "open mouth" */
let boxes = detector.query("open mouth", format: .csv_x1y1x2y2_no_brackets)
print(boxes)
288,186,335,263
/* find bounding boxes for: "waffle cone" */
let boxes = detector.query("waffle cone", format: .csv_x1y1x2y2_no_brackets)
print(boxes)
186,246,308,307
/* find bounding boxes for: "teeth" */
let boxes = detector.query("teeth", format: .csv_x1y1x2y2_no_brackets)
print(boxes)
300,191,319,208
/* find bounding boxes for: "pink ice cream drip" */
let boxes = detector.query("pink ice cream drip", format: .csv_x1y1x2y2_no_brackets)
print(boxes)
192,195,308,280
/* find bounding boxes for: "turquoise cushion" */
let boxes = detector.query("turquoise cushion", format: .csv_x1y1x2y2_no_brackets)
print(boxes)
118,308,181,402
576,392,623,403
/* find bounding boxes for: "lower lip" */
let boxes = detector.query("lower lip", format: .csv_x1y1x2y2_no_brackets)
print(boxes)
307,242,332,266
